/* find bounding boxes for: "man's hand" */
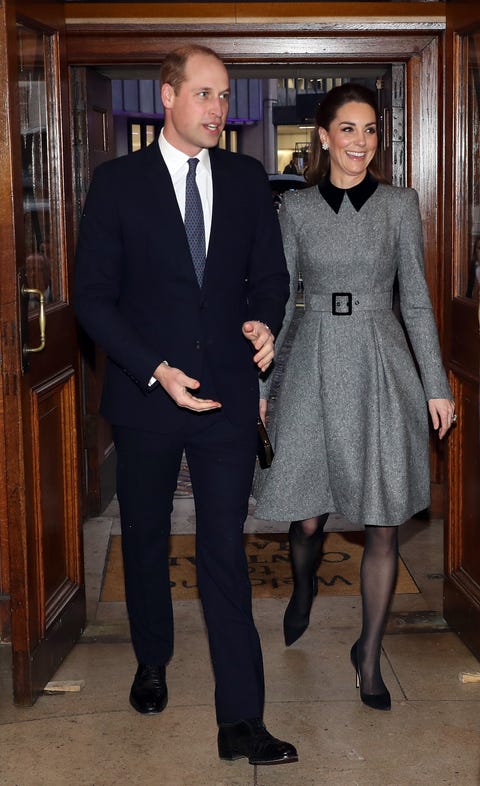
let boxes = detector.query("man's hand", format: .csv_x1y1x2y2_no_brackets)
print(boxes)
242,320,275,372
153,362,222,412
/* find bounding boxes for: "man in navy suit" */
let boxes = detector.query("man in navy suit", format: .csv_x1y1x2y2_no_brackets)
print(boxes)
74,45,297,766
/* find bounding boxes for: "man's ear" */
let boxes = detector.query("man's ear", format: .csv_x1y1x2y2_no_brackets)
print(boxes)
161,82,175,109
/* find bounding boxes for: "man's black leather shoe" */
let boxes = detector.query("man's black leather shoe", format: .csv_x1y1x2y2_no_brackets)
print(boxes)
217,718,298,765
129,664,168,714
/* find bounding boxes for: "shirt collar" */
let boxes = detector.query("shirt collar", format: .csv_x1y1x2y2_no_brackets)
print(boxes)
159,129,211,178
318,170,378,213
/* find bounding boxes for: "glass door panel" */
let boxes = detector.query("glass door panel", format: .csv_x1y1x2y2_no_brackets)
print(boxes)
17,23,64,311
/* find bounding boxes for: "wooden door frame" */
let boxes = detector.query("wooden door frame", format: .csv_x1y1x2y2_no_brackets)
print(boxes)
0,0,85,706
0,0,20,642
443,2,480,656
70,67,117,518
65,3,448,514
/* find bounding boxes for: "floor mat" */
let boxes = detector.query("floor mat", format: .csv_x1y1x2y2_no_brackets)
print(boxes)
100,531,418,601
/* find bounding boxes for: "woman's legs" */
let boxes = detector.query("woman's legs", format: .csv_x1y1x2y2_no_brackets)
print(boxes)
356,525,398,695
284,515,398,700
283,514,329,645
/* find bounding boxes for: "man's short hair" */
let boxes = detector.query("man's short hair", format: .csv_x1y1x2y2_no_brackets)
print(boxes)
160,45,225,94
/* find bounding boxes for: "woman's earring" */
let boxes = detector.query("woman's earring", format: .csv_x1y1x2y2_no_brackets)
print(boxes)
322,142,329,151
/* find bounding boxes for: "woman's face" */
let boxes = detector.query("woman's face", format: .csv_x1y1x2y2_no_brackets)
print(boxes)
319,101,378,189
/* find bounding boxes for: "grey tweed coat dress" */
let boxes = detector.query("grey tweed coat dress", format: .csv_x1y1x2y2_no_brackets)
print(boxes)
253,179,452,527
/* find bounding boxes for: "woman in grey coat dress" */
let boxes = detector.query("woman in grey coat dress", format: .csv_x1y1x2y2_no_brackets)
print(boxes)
254,83,455,711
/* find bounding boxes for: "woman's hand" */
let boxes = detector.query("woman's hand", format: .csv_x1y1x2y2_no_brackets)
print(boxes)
259,397,268,423
428,398,456,439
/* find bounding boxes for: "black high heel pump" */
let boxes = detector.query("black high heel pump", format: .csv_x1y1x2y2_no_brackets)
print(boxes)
283,575,318,646
350,641,391,711
283,519,326,646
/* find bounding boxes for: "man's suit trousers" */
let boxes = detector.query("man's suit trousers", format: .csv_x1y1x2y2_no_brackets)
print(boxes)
113,411,265,724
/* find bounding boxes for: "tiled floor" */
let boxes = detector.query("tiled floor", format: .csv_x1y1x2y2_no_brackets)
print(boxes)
1,498,480,786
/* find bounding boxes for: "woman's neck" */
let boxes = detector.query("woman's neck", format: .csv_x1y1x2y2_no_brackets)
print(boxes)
329,171,368,190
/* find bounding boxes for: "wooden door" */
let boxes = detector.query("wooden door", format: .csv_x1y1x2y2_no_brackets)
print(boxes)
444,1,480,657
72,67,116,516
0,2,85,704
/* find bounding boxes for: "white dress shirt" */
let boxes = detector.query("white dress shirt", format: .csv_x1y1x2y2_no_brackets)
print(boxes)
158,129,213,251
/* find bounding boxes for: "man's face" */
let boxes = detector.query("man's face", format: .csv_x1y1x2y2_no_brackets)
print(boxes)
161,53,230,156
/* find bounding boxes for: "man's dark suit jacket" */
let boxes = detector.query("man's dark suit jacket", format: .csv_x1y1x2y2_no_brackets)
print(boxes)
74,141,289,432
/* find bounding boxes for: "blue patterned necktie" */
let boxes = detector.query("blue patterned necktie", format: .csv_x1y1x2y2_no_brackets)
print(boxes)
185,157,206,286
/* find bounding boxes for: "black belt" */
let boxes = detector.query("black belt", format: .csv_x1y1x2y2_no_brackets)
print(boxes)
305,291,392,315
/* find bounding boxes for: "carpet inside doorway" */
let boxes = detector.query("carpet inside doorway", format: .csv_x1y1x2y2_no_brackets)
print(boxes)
101,531,419,601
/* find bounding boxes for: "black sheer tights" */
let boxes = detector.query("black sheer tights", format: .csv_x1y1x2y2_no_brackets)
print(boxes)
288,515,329,589
284,515,329,629
357,525,398,695
287,519,398,696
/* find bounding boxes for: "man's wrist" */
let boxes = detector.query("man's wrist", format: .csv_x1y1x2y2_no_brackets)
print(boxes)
149,360,169,387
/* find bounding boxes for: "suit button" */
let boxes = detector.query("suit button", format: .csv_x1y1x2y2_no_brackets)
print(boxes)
195,341,201,350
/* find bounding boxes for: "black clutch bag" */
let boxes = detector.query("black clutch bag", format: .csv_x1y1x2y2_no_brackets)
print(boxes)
257,417,274,469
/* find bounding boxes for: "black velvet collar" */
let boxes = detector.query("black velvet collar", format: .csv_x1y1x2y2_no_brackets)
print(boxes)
318,171,379,213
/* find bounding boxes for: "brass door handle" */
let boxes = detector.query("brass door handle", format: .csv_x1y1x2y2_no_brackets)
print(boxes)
21,286,46,353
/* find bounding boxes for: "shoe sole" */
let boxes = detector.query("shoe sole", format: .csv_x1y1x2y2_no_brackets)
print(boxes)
129,692,168,714
249,755,299,765
219,751,298,765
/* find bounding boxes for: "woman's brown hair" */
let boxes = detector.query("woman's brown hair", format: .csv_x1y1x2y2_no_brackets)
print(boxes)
305,83,387,186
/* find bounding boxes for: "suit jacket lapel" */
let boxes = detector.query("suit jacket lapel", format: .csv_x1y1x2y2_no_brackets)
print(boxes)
140,142,201,289
208,147,229,252
141,142,183,230
205,147,231,288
